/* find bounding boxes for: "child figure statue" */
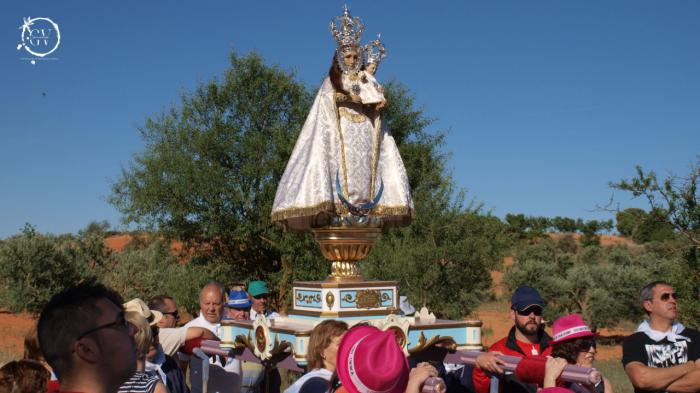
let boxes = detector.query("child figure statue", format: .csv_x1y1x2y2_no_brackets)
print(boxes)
271,6,412,231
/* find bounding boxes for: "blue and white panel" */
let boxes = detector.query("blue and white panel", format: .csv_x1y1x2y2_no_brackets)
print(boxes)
339,290,356,309
337,287,396,311
294,288,323,310
380,289,393,307
466,325,481,348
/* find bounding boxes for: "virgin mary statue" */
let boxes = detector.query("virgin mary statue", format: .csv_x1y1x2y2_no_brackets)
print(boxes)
271,7,413,231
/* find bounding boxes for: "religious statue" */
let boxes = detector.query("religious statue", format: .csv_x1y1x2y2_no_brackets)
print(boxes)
362,35,387,76
271,6,413,231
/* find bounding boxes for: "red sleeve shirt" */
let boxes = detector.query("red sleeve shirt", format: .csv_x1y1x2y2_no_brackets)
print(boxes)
472,336,552,393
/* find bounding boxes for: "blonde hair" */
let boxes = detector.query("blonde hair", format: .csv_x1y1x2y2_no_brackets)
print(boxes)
125,311,152,357
306,320,348,370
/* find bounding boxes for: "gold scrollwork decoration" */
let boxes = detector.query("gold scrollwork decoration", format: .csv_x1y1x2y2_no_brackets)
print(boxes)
407,332,457,354
380,292,391,305
338,107,368,123
325,291,335,309
341,293,355,304
356,289,381,309
270,334,292,358
235,332,255,352
296,292,322,305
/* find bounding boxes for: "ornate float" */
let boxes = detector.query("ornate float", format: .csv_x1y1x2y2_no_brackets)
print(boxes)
216,5,482,372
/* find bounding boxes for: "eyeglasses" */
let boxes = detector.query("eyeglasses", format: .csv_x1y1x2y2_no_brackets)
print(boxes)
660,292,678,301
515,307,543,317
76,314,130,340
578,338,597,351
253,294,269,300
163,310,180,320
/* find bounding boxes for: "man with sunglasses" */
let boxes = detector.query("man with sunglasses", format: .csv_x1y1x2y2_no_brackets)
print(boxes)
148,294,218,357
472,285,553,393
623,281,700,393
247,281,281,393
37,282,137,393
247,280,280,321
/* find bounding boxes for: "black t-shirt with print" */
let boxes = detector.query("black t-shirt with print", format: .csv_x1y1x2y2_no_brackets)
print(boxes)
622,328,700,393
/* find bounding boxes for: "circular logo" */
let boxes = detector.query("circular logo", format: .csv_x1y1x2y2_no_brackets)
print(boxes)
17,17,61,62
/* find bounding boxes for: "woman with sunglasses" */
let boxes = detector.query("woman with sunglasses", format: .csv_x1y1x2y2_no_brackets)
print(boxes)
550,314,613,393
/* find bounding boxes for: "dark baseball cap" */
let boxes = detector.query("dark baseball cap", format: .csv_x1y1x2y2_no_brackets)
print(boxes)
511,286,545,311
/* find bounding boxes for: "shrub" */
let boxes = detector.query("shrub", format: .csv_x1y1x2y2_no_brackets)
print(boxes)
0,225,90,313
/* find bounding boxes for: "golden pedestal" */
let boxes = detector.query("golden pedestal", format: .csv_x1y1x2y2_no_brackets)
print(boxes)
312,226,382,282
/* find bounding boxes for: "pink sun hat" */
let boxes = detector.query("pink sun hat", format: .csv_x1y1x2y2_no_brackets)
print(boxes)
551,314,597,344
336,325,409,393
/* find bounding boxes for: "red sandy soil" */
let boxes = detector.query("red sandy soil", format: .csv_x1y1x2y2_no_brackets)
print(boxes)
0,311,35,358
549,233,638,248
105,234,188,256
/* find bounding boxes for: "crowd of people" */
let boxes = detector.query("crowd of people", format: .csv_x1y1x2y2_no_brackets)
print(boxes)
0,279,698,393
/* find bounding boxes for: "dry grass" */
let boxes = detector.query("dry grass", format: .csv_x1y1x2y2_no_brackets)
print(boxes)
595,358,633,393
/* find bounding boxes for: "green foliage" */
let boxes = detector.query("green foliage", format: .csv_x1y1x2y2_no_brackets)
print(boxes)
110,51,312,272
615,208,676,243
505,214,550,240
98,239,212,315
108,51,510,315
360,81,511,319
0,224,92,313
109,52,324,309
612,158,699,247
550,216,578,233
612,158,700,325
503,238,684,329
0,223,213,316
364,210,510,319
505,214,613,246
616,208,647,237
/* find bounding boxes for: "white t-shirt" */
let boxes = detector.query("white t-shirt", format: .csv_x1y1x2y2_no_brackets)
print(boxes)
250,309,280,321
183,313,242,391
283,368,333,393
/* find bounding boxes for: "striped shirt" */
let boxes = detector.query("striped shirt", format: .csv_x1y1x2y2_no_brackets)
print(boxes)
118,372,161,393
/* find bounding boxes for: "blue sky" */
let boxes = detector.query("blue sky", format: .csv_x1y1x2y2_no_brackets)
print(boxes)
1,1,699,238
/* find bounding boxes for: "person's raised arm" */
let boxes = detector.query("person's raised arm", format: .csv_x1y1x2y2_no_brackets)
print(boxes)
405,362,439,393
543,357,568,388
185,326,218,341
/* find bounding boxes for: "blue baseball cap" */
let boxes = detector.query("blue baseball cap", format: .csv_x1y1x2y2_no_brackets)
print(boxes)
227,289,252,309
511,286,545,311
